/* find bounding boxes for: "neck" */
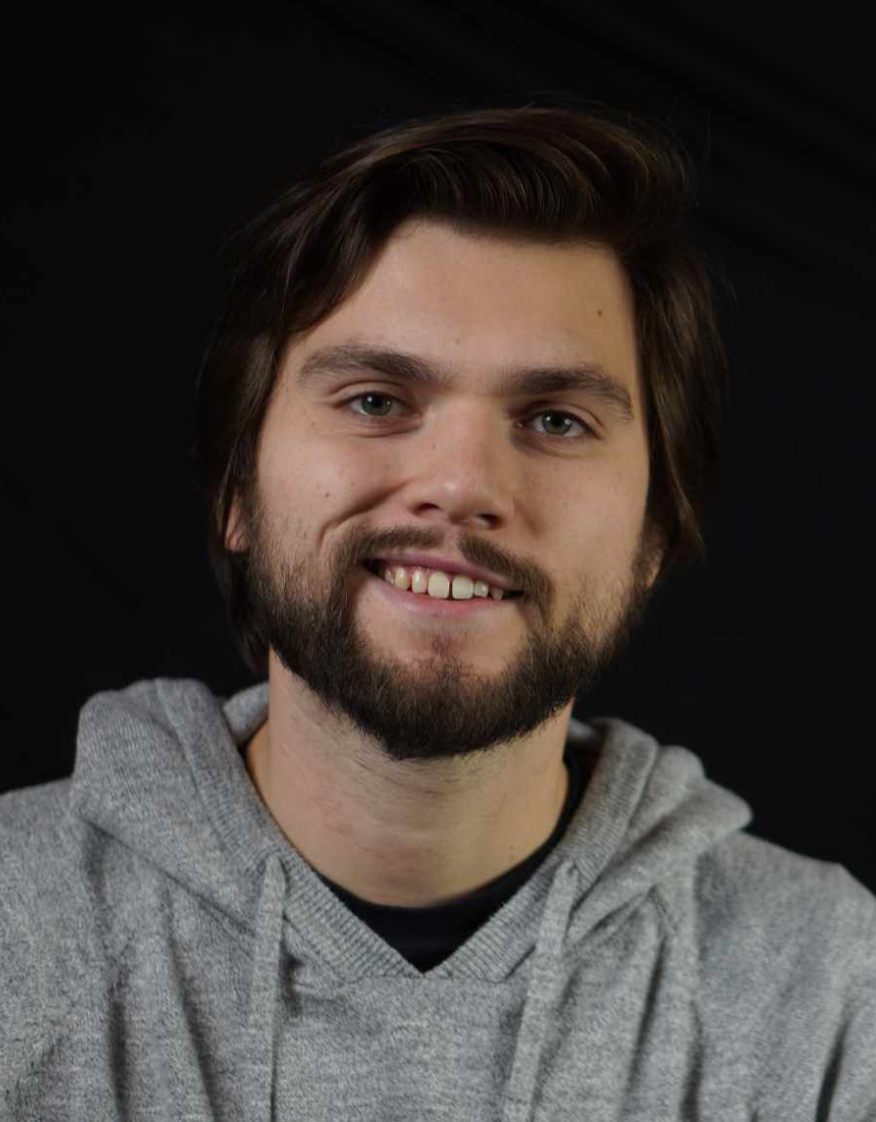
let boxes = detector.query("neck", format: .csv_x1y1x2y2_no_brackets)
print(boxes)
243,678,572,908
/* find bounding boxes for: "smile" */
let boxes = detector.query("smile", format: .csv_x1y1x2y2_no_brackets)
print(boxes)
361,563,522,619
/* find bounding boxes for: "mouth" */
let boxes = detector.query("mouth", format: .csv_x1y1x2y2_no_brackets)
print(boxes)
360,560,523,601
358,561,525,624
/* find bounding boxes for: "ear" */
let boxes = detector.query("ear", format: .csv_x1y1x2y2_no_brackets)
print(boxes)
646,552,663,591
643,521,667,591
224,494,249,553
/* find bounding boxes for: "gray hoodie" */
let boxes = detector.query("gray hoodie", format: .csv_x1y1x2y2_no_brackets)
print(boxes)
1,676,874,1120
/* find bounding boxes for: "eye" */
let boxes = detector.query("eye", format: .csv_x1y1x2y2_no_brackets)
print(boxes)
344,392,597,440
526,409,596,440
350,391,398,418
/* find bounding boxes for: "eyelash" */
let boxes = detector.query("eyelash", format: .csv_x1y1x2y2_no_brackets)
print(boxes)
342,392,598,441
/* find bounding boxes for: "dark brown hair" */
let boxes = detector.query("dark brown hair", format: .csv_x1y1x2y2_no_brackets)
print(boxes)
191,100,732,677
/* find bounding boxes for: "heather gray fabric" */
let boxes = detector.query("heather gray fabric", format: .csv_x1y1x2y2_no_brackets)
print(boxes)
1,676,875,1121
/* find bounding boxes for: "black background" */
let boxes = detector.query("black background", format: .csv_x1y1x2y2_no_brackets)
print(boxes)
2,5,873,891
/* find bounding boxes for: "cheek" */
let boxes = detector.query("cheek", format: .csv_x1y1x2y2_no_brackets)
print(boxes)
259,422,385,519
554,467,646,572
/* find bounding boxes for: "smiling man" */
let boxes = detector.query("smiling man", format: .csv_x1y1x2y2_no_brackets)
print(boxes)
2,103,874,1120
230,224,663,909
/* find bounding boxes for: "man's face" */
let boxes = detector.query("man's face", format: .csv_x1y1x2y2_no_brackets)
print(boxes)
228,220,663,763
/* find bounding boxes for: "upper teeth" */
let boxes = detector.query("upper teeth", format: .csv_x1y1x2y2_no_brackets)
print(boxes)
377,562,506,600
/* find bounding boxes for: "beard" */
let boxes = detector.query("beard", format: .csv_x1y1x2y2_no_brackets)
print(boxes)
235,488,660,765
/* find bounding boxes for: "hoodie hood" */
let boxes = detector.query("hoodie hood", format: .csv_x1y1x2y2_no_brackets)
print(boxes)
66,676,752,1121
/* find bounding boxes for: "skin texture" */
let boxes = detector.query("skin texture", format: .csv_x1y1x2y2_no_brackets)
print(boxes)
225,218,664,908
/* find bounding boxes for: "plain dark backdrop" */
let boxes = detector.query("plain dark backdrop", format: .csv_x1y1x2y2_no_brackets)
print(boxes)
2,5,873,892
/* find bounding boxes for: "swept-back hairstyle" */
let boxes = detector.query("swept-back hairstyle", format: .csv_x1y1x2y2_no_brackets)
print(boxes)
192,100,732,676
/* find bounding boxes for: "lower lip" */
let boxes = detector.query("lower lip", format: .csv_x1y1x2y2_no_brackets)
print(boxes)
363,566,520,618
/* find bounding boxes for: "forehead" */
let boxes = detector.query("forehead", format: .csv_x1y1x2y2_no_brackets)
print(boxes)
286,219,643,412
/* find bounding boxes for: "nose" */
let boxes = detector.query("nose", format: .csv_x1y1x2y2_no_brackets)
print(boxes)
398,399,518,529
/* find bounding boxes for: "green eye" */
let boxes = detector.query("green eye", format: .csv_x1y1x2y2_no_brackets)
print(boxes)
357,392,395,416
345,392,596,440
536,411,578,437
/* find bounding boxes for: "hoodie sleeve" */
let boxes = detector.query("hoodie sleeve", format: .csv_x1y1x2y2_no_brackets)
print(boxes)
0,782,85,1087
0,778,130,1105
695,836,876,1119
1,782,70,1089
825,982,876,1122
765,861,876,1121
817,869,876,1122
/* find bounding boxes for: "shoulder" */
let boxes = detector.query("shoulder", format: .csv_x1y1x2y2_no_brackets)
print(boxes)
686,831,876,1012
0,774,142,951
0,776,80,888
0,778,78,922
697,831,875,950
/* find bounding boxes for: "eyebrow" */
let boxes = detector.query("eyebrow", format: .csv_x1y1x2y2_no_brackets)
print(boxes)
297,342,635,424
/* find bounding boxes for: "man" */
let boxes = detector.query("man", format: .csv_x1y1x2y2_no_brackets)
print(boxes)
2,103,874,1120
